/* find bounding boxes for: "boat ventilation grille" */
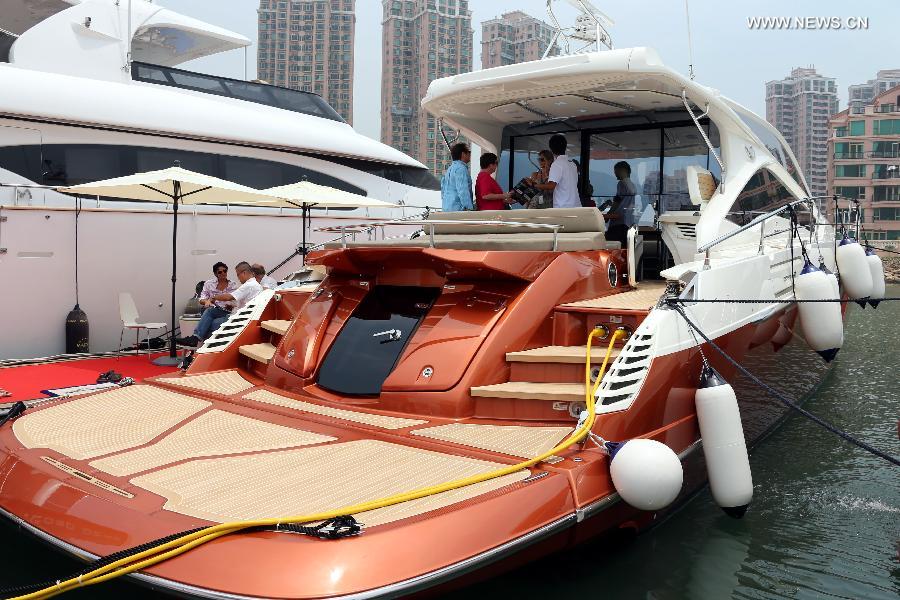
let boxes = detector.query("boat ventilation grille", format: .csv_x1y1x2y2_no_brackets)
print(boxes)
595,325,656,411
197,290,275,355
676,223,697,239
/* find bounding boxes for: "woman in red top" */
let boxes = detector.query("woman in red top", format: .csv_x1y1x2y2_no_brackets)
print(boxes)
474,153,513,210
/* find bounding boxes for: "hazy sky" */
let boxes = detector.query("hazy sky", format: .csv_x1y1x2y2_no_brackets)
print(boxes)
164,0,896,142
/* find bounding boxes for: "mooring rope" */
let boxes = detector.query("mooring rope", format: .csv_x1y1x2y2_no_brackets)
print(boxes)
869,245,900,256
665,298,900,304
668,303,900,467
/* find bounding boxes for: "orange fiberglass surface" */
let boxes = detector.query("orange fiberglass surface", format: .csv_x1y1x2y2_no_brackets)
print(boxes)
0,244,830,599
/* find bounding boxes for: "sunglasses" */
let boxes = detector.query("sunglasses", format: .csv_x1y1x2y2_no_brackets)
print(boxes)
215,269,227,274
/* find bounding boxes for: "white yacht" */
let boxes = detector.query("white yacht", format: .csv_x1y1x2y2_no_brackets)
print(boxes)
0,0,440,360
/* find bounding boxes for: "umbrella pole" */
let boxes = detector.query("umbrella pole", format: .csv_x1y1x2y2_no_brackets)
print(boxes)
301,204,307,265
154,182,183,367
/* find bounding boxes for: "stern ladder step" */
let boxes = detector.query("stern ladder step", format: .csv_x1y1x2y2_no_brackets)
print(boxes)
506,345,620,364
470,382,586,402
239,343,277,364
260,320,291,336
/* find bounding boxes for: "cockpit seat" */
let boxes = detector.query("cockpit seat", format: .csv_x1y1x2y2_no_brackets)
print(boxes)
324,208,621,251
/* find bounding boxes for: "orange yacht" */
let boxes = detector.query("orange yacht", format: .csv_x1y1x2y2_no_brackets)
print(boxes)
0,44,869,599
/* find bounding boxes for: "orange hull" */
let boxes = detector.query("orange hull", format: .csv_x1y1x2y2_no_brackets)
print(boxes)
0,248,831,598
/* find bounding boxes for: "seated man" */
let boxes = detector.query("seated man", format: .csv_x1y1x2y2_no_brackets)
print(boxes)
176,261,263,347
252,263,279,289
198,262,237,319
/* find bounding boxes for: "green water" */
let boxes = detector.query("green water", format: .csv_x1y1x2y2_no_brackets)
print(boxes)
1,287,898,599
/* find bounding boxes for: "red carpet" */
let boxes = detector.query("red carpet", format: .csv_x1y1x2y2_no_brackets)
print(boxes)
0,354,179,402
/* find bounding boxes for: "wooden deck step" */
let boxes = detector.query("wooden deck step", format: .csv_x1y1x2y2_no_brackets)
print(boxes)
506,345,620,364
470,382,585,403
238,343,277,365
558,282,667,311
260,319,291,336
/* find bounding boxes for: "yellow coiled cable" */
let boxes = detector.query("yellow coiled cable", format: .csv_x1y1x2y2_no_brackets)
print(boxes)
15,328,624,600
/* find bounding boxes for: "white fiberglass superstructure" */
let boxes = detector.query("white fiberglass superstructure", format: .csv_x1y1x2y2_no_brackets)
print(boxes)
0,0,439,359
422,42,845,421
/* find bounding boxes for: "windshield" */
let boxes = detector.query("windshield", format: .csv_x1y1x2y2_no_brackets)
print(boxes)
729,104,808,195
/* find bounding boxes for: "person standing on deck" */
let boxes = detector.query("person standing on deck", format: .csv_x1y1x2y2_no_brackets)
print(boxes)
529,134,580,208
605,161,638,244
440,142,474,212
474,153,513,210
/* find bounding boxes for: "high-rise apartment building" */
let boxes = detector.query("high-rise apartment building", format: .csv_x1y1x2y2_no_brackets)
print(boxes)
849,70,900,115
257,0,355,123
765,67,839,198
381,0,473,177
828,85,900,241
481,11,557,69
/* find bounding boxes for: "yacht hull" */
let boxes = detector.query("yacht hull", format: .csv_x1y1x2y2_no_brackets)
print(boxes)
0,302,832,599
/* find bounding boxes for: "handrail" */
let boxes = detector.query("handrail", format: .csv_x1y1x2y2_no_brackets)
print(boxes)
696,198,812,254
315,218,564,251
682,90,725,188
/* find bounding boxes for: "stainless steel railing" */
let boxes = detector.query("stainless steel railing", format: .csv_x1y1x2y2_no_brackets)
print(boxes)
697,195,858,259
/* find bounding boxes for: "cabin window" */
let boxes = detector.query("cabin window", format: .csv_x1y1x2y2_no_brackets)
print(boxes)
131,62,345,123
6,144,366,197
502,120,720,220
0,144,42,182
661,125,722,212
727,169,798,227
499,132,568,193
587,129,660,221
0,31,14,63
0,143,440,194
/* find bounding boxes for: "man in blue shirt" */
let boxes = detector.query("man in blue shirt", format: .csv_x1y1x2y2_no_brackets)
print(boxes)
440,142,474,212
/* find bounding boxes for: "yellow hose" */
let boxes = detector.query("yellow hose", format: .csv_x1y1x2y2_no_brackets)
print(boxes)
15,329,624,600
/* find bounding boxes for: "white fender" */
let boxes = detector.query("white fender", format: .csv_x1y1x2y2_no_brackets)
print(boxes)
795,262,843,362
865,248,886,309
835,236,873,306
695,367,753,518
608,439,683,512
819,262,840,300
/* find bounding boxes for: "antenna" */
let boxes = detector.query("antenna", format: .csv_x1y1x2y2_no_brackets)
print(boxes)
684,0,695,80
544,0,614,58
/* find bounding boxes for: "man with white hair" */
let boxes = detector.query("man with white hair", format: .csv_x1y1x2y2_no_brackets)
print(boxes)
252,264,278,289
176,261,262,347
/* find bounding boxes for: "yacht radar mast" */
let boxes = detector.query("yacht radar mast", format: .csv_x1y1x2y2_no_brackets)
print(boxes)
543,0,615,58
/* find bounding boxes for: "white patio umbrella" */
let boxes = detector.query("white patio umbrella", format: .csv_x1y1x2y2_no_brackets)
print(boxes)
263,180,396,262
60,164,285,365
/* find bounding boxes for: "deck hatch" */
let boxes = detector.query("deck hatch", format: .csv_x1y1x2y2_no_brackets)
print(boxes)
317,285,440,395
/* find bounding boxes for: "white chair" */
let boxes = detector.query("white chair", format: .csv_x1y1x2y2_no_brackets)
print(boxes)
118,292,168,358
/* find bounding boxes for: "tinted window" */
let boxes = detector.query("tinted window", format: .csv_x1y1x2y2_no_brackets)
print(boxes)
660,125,721,212
587,130,660,217
321,155,440,190
0,32,14,63
0,145,42,181
727,169,798,227
502,120,720,220
6,144,366,197
0,143,440,194
131,62,345,123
